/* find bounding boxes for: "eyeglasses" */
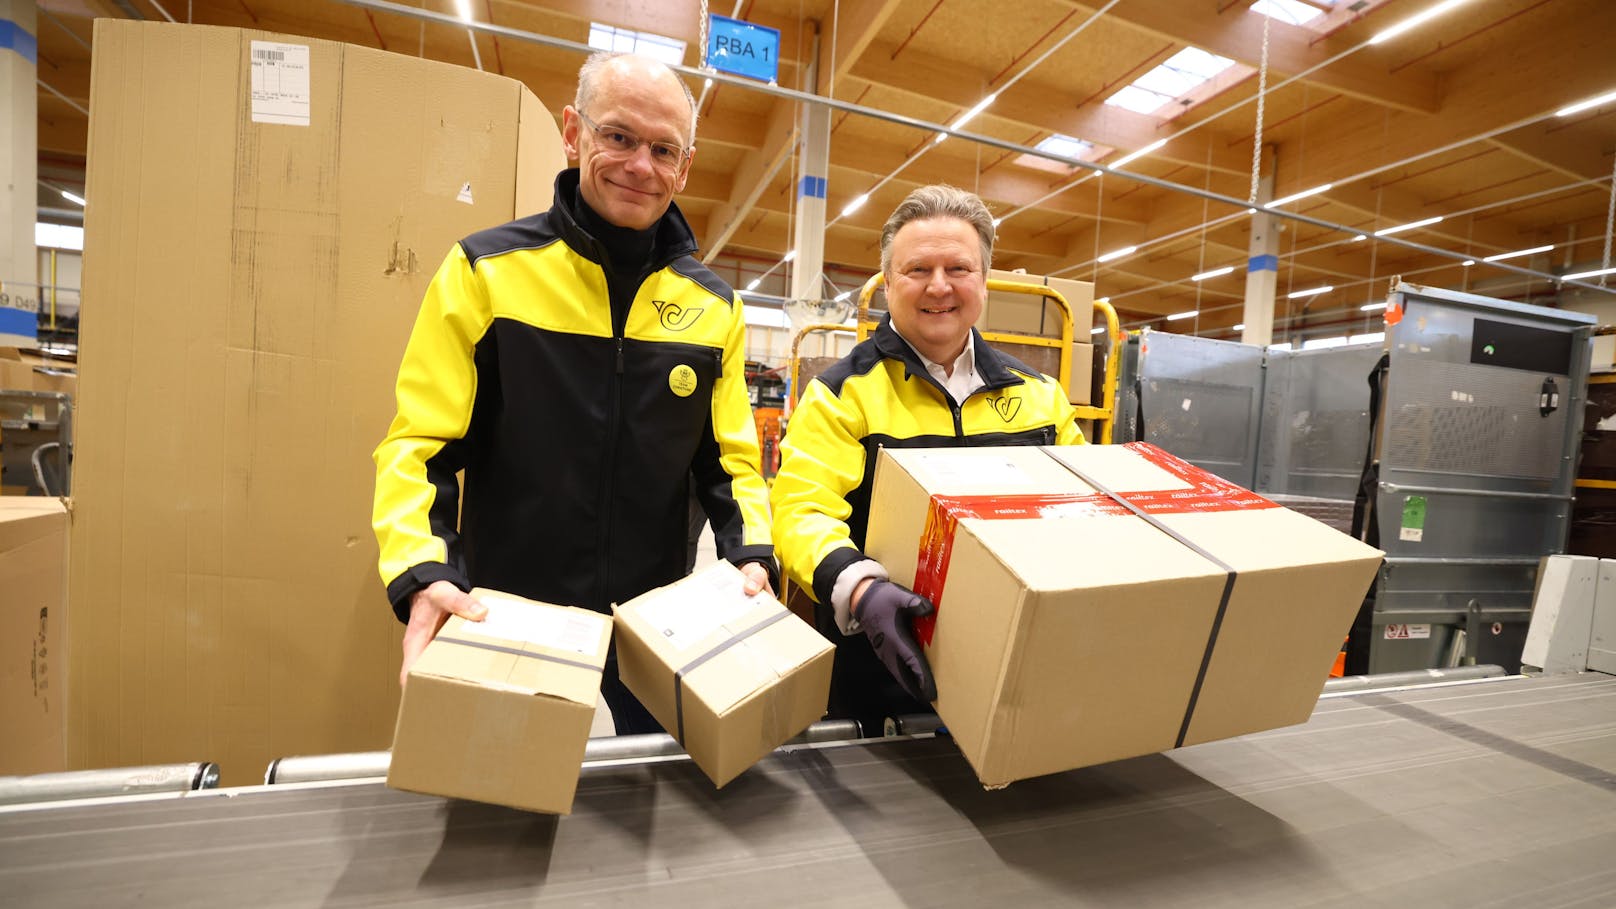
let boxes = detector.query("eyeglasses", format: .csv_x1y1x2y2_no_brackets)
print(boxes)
576,111,690,173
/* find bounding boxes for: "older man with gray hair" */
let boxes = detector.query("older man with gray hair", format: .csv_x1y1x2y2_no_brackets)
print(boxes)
374,52,776,734
772,184,1086,736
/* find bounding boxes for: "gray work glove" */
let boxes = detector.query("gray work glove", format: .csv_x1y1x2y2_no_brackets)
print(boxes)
858,580,938,703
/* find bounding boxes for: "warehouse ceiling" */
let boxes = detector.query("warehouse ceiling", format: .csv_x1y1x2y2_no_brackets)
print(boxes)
31,0,1616,338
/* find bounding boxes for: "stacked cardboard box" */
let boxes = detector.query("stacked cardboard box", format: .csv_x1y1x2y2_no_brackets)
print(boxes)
985,269,1097,406
71,21,563,784
615,561,834,787
0,498,68,775
866,443,1382,788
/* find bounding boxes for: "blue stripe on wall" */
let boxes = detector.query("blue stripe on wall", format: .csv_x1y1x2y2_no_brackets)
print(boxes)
0,306,37,342
0,20,38,65
798,175,827,199
1248,254,1279,273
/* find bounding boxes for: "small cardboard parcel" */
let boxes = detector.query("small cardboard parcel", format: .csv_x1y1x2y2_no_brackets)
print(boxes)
389,591,610,814
865,442,1383,788
615,561,835,787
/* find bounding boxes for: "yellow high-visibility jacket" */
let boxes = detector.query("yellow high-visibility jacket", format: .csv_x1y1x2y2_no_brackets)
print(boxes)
373,171,773,621
773,316,1086,607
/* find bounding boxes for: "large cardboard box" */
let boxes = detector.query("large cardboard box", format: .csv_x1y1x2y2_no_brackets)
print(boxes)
865,443,1382,788
615,561,835,787
72,21,563,784
1,498,69,775
389,591,610,814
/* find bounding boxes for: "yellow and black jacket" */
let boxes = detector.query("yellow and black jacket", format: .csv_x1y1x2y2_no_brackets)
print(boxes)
773,316,1086,608
374,170,773,621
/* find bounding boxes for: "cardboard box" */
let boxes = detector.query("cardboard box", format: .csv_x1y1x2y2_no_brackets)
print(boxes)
986,269,1095,338
1069,340,1094,407
389,590,610,813
1,498,69,775
614,561,835,787
865,443,1382,788
71,21,563,784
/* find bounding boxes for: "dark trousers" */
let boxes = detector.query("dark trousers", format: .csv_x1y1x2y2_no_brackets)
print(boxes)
601,657,664,735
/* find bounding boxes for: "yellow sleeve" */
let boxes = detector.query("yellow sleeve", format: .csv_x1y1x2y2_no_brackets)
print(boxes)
770,377,870,604
693,293,775,570
371,244,493,617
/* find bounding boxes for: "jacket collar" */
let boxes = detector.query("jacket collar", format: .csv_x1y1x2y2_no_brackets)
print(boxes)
547,168,699,272
871,315,1028,394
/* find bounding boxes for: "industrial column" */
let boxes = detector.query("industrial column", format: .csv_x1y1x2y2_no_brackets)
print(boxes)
1239,153,1277,349
0,0,38,346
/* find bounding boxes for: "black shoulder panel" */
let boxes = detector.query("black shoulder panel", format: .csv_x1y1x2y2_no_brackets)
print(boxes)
461,213,559,269
812,337,891,396
668,255,736,307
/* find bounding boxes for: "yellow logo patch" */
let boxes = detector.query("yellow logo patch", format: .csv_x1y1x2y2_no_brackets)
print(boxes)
669,364,699,397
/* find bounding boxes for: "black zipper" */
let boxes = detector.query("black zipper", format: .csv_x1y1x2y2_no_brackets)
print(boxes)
596,335,625,610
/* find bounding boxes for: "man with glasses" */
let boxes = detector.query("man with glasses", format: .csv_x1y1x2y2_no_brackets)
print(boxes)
374,52,776,734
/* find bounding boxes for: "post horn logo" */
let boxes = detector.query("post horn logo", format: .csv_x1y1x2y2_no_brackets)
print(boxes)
653,300,703,331
989,395,1022,422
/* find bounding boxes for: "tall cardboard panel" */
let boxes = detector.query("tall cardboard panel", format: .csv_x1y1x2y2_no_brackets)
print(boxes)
73,21,563,783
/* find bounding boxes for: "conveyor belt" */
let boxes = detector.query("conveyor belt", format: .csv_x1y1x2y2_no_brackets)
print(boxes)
3,673,1614,907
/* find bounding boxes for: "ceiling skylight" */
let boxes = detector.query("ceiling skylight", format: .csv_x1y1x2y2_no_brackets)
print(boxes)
1104,47,1238,116
1036,134,1096,159
1249,0,1328,26
588,23,687,66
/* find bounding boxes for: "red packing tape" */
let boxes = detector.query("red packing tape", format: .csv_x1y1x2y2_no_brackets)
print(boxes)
908,443,1277,645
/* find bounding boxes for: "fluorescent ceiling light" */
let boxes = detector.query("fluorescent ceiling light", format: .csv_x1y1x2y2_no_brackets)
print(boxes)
840,193,869,217
1109,139,1168,170
1095,297,1111,305
1091,326,1106,335
61,190,86,206
991,217,1003,228
1166,310,1198,321
1462,259,1475,266
1556,88,1616,117
1267,183,1332,207
833,290,852,302
745,277,761,291
1288,285,1333,298
454,0,472,21
950,93,997,131
1564,266,1616,282
782,250,796,263
1361,302,1387,312
1482,244,1553,262
1191,266,1235,281
1368,0,1471,45
1232,323,1245,331
1374,215,1443,237
1096,245,1138,263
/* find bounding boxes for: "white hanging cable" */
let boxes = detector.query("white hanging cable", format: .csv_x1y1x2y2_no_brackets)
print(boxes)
699,0,709,68
1602,155,1615,286
1249,13,1270,205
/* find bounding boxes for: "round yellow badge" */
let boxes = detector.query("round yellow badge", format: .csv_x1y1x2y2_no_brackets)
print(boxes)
668,364,699,397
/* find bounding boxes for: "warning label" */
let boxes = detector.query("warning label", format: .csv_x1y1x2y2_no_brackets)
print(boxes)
1383,623,1432,640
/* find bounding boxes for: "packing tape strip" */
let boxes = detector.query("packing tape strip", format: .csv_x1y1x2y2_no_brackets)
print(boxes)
672,608,790,746
435,635,604,673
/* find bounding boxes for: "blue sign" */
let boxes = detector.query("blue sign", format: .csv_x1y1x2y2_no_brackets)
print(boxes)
708,15,779,84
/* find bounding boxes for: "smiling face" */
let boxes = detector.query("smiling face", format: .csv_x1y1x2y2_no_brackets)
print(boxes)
884,216,988,365
561,57,694,231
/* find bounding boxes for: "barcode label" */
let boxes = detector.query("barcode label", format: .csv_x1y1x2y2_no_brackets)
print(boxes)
250,42,311,126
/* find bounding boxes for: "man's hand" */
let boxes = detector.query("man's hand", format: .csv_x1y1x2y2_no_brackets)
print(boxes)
400,581,486,687
853,579,937,703
739,561,774,598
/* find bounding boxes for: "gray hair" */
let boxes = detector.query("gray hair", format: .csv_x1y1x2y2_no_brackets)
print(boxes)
879,184,995,276
575,51,699,145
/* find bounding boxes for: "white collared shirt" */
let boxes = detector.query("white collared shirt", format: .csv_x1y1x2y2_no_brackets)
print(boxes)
891,325,982,405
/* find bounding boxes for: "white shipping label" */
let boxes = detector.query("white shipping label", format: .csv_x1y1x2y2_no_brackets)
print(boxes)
634,565,763,652
250,42,312,126
466,596,608,656
913,452,1035,488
